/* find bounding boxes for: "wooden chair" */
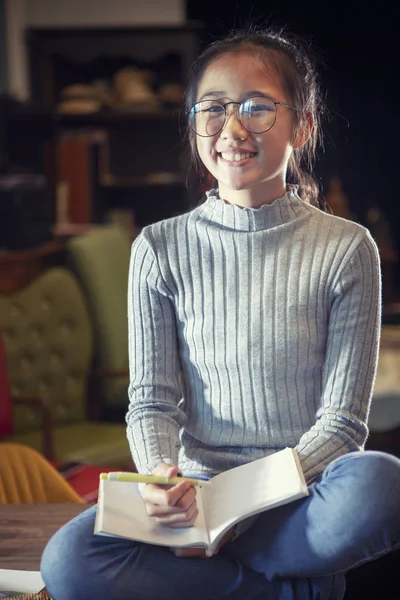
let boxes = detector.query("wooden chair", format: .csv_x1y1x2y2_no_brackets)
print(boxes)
0,443,83,503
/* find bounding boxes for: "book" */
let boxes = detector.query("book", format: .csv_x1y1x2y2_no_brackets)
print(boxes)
94,447,308,555
0,569,44,596
56,131,108,224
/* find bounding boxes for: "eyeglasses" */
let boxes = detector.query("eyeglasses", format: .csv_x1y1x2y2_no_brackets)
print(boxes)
188,96,300,137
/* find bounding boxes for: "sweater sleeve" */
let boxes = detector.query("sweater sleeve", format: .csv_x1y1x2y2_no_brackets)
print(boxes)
126,232,186,473
296,232,381,483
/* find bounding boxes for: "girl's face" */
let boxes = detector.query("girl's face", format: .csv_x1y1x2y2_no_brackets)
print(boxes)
195,51,304,206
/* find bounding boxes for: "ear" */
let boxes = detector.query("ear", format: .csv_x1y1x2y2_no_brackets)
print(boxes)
293,111,313,149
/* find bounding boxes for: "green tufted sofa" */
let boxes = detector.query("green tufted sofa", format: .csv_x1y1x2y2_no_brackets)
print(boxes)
0,266,131,467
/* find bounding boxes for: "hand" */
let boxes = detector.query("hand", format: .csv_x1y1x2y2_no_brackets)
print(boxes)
170,525,236,559
142,463,198,528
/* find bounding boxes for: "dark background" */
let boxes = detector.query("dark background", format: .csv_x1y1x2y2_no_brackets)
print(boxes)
187,0,399,289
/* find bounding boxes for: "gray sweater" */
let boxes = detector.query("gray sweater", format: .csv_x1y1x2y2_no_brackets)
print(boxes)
126,187,381,483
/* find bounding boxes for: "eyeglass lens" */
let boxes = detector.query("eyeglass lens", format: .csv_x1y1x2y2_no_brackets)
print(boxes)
189,97,277,136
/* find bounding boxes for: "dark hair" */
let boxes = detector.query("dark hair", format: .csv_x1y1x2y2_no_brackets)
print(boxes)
185,26,327,211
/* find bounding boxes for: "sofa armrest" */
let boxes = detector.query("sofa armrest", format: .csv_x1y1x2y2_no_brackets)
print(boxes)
12,395,54,461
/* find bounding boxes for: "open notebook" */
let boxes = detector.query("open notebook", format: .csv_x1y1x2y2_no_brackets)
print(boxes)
0,569,44,596
94,447,308,556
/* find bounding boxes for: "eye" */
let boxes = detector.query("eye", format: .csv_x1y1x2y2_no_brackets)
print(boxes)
203,103,224,113
251,103,272,112
241,97,276,115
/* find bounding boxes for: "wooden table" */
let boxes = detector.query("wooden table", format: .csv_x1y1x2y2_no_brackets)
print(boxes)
0,504,90,570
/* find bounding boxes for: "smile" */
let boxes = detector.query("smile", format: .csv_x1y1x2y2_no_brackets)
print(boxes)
219,152,257,163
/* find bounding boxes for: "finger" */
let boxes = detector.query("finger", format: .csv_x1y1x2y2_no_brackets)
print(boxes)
149,492,197,521
145,486,196,516
155,505,198,528
143,480,194,508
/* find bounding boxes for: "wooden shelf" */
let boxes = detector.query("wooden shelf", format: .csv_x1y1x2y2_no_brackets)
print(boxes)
9,108,183,130
3,25,202,227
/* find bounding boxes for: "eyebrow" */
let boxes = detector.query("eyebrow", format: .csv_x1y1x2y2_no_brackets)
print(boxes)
198,90,226,101
198,90,280,103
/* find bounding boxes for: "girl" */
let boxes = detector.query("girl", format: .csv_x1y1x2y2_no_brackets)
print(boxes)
41,27,400,600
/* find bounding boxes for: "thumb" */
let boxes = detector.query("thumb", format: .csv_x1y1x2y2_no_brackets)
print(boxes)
166,465,180,478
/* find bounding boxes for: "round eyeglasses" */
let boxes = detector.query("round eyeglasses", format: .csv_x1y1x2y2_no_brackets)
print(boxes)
188,96,300,137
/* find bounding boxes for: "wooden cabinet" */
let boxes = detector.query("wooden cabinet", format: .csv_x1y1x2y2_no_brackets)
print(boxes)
7,26,203,228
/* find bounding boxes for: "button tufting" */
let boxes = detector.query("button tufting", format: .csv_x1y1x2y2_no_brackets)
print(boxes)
60,321,72,335
29,326,43,343
2,329,14,343
10,303,22,317
49,351,63,369
41,297,52,311
20,355,33,370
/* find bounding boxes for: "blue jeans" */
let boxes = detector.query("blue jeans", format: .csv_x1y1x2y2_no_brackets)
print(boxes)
41,451,400,600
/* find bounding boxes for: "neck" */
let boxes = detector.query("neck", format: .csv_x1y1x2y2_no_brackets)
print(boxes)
218,178,287,209
203,185,306,233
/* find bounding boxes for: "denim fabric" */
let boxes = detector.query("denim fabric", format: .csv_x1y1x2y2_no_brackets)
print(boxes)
41,451,400,600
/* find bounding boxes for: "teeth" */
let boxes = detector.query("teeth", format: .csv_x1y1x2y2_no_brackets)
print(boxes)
221,152,254,162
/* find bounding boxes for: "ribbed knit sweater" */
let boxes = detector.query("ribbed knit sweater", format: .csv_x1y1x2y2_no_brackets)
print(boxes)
126,187,381,484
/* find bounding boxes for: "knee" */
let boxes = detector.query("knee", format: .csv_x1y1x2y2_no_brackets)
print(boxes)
41,507,145,600
351,451,400,488
41,531,62,584
41,526,83,599
41,508,97,600
329,451,400,513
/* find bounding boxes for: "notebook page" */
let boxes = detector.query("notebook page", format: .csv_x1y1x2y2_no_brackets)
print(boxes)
95,480,209,549
0,569,44,594
203,448,308,547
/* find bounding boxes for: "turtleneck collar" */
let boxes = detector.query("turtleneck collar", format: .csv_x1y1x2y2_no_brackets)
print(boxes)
199,186,312,232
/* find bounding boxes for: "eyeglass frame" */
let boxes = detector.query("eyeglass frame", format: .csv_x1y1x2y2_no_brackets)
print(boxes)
187,96,301,137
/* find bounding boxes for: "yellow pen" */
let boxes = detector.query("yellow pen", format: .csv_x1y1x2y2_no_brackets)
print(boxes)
100,472,209,486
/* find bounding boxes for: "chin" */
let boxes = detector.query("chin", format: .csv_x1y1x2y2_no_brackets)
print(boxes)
220,177,258,191
225,181,247,191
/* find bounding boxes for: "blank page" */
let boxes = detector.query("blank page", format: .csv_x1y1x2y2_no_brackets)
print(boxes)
203,448,308,546
95,480,209,549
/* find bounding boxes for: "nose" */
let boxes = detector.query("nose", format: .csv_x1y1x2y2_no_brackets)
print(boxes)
221,105,248,140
